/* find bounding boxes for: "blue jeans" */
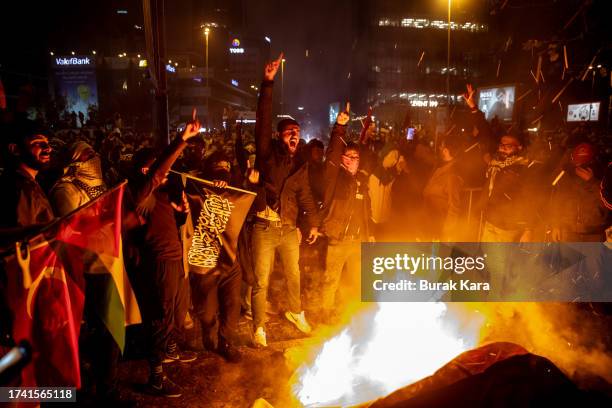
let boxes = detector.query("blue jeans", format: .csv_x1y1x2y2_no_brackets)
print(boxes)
321,239,361,311
251,223,301,328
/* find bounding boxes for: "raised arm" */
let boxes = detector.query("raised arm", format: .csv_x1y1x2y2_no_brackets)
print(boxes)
463,83,494,149
133,110,201,205
255,53,283,162
326,102,350,166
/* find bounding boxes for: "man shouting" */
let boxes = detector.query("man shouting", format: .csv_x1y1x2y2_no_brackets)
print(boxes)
250,54,320,347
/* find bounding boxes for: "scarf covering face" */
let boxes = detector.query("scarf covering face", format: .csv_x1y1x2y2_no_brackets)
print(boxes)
486,155,529,197
65,142,107,199
341,160,359,175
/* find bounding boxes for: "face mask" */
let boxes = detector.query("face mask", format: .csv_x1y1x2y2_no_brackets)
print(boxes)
74,155,104,186
345,162,359,175
342,157,359,175
212,169,231,183
496,150,515,161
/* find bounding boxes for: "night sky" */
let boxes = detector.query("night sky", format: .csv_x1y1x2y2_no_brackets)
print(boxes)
1,0,610,128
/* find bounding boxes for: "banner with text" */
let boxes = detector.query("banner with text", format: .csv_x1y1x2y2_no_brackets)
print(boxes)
183,175,255,273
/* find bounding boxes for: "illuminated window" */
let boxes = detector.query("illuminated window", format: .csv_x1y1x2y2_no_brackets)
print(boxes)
378,19,397,26
381,17,487,32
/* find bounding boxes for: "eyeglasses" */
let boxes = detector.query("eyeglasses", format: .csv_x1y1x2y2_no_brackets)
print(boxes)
342,154,360,161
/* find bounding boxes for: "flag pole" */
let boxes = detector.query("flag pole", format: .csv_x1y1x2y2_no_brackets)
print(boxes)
170,170,257,196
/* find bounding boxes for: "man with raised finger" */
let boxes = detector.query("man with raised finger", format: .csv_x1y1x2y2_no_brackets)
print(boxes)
250,54,320,347
319,103,375,322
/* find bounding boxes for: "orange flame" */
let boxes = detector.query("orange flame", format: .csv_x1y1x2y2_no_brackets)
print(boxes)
292,303,484,407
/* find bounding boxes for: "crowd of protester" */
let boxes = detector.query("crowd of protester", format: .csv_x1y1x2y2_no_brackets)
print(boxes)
0,54,610,404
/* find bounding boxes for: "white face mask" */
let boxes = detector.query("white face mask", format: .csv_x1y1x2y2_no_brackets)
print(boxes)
341,153,360,175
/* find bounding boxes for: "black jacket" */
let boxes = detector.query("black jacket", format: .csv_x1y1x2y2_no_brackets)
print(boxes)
320,124,373,241
552,172,609,234
482,160,536,231
127,136,189,261
253,80,319,228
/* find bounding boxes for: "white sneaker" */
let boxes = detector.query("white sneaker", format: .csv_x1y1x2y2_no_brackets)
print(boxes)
253,326,267,348
285,311,312,334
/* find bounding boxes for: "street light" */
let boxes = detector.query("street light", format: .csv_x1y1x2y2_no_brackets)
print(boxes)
446,0,451,107
204,26,210,120
281,58,286,114
204,27,210,88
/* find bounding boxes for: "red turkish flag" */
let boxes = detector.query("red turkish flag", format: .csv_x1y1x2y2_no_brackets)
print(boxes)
2,183,130,388
4,236,85,387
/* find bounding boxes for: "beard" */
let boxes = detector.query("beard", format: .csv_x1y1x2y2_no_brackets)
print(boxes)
22,151,50,171
496,151,516,161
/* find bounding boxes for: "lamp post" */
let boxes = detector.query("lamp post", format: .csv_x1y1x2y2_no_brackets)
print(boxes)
446,0,451,107
281,58,286,114
204,26,210,120
204,27,210,86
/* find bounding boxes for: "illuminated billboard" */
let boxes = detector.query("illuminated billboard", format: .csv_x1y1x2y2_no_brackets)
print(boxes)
567,102,600,122
477,85,515,122
52,56,99,124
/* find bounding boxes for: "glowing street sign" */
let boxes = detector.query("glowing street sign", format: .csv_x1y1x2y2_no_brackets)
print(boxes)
410,100,439,107
230,38,244,54
54,57,92,66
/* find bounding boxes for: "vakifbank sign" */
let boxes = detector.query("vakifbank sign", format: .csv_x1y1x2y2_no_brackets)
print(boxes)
51,55,98,126
53,57,93,66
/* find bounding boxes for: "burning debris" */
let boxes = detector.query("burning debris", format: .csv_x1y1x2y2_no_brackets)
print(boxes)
283,302,612,408
289,303,482,407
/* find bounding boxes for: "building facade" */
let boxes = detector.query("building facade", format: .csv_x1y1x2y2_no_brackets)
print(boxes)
350,0,492,127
